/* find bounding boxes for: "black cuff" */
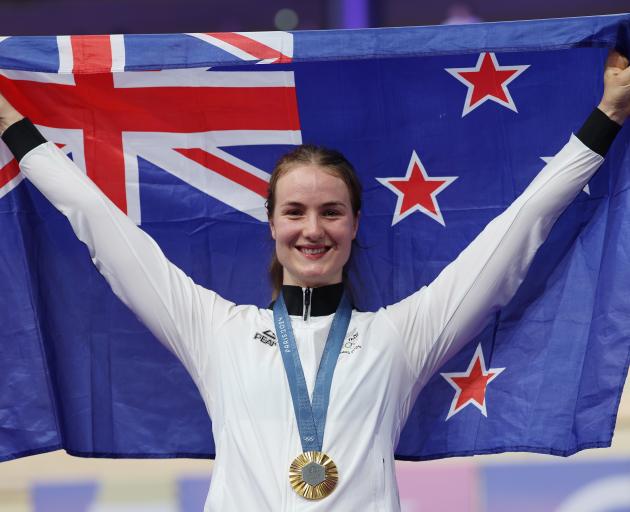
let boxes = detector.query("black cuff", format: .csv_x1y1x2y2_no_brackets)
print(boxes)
575,108,621,157
1,118,47,163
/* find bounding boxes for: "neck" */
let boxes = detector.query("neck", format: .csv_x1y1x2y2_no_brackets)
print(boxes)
273,282,345,318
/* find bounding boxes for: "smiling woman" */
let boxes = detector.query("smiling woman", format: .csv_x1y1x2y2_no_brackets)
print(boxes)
265,143,362,297
0,51,629,511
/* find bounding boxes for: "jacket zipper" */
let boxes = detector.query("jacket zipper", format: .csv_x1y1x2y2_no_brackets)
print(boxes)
303,287,312,321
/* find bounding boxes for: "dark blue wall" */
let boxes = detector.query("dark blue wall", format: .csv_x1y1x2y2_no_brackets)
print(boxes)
0,0,627,35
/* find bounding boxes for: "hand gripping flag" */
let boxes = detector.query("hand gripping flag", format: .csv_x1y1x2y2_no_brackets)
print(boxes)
0,16,629,462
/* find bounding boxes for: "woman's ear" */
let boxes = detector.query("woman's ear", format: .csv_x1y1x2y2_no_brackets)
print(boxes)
269,217,276,240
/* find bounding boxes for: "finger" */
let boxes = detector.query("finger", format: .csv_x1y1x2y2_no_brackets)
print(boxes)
618,63,630,83
609,49,630,83
606,49,629,71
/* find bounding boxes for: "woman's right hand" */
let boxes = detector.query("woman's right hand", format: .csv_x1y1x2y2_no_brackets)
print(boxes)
598,49,630,125
0,92,24,135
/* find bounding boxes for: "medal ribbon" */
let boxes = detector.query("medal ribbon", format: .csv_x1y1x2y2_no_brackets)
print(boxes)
273,291,352,452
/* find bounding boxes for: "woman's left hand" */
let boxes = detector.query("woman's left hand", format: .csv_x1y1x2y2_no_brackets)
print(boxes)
598,49,630,125
0,92,23,135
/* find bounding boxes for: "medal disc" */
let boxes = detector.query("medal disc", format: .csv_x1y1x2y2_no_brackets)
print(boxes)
289,451,338,500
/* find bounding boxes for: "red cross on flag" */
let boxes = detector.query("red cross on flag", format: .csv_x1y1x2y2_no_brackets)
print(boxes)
0,33,300,224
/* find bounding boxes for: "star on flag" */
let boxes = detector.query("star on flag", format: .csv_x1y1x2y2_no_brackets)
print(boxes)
441,344,505,420
376,151,457,226
446,52,529,116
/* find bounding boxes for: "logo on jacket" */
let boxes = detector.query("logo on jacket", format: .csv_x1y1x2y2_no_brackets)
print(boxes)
254,329,277,347
341,329,361,355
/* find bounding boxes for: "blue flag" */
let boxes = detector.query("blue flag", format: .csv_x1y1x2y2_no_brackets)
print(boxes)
0,15,629,462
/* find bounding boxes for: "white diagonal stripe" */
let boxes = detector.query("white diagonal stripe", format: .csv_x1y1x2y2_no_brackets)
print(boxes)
189,33,258,61
123,129,301,224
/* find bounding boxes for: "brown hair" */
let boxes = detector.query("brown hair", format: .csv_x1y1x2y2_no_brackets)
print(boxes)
266,144,362,299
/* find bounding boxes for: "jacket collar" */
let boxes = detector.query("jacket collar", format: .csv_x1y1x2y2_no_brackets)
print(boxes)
272,283,344,318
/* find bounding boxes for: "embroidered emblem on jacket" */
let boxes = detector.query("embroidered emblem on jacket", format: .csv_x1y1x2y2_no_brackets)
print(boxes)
254,329,277,347
341,329,362,355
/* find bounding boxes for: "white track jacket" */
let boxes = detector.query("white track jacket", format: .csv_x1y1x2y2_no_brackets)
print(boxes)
17,133,603,511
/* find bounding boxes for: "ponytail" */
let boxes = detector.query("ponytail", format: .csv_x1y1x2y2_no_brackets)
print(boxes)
269,252,284,300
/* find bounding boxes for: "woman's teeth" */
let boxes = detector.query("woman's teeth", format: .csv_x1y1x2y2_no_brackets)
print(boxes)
301,247,326,254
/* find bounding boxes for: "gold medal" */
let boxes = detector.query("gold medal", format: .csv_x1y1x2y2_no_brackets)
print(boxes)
289,451,338,500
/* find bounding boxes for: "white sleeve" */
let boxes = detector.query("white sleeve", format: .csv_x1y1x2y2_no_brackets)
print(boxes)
19,142,235,391
384,135,604,389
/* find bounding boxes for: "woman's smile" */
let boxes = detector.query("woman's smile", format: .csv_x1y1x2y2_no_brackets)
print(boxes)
269,164,359,288
297,245,330,259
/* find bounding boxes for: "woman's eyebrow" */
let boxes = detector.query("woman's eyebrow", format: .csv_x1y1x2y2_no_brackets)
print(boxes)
279,201,347,208
320,201,347,208
280,201,305,207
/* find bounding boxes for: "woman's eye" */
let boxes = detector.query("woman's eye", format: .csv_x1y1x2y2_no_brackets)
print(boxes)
323,210,341,217
285,209,302,216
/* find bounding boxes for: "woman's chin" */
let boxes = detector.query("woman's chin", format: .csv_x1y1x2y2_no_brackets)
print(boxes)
285,269,341,288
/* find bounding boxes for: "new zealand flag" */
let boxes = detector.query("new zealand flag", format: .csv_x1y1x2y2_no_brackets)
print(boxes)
0,15,629,462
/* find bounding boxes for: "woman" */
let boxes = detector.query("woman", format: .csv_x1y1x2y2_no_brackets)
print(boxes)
0,51,629,511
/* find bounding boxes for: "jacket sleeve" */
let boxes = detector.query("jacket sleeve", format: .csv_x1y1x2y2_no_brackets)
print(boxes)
383,110,618,391
2,119,235,396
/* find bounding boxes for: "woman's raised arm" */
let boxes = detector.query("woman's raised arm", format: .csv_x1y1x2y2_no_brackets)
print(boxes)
0,94,235,396
384,50,630,388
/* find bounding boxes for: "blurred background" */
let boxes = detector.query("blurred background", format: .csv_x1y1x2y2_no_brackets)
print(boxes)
0,0,628,34
1,1,630,510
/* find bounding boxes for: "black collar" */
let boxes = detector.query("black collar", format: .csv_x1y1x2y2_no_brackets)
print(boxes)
270,283,344,318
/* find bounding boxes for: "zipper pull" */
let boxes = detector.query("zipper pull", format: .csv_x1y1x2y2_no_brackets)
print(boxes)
303,287,312,321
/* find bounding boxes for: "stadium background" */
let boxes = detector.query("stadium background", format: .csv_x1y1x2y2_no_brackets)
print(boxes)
0,1,629,510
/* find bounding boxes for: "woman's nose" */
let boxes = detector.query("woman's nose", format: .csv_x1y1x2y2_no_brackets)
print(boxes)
303,213,324,239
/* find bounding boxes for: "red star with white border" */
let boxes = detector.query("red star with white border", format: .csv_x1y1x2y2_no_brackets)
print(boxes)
376,151,457,226
441,344,505,420
446,52,529,117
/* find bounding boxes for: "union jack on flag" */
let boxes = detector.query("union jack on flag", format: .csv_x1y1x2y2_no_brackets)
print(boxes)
0,16,629,463
0,32,299,223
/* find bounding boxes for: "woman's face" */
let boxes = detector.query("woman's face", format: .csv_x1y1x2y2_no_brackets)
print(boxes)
269,164,359,288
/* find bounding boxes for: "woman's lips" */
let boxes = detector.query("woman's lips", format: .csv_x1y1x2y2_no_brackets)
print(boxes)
297,246,330,259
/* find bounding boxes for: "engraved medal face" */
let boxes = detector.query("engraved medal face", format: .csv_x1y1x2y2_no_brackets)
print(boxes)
289,451,338,500
302,462,326,486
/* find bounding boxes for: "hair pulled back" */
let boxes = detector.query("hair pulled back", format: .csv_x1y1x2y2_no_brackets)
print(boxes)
266,144,362,299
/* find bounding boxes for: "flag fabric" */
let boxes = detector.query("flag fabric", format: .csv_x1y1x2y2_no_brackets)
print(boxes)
0,15,629,463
